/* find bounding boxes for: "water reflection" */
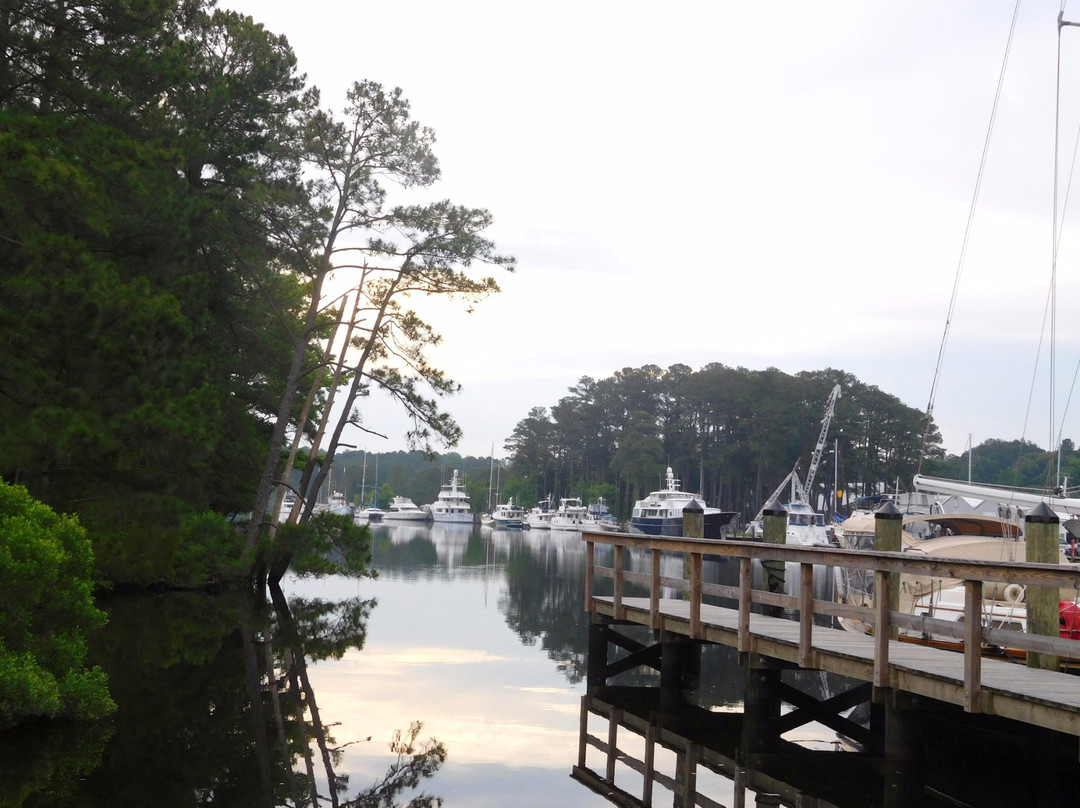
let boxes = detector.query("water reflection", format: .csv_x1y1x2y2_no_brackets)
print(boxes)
0,524,921,807
0,584,446,807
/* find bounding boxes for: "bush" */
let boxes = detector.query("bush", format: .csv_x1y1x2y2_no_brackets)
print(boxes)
169,511,249,589
278,511,375,578
0,481,115,727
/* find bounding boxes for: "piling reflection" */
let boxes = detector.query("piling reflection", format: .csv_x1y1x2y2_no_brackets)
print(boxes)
0,586,446,807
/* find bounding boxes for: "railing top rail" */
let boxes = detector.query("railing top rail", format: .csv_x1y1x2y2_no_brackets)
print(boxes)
580,531,1080,589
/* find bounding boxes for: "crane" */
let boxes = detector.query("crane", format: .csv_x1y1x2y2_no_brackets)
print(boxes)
800,384,841,504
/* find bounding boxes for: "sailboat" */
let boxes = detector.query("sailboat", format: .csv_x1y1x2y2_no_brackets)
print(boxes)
835,9,1080,662
354,451,383,522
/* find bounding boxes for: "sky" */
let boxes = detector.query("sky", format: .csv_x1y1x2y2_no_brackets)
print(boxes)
225,0,1080,461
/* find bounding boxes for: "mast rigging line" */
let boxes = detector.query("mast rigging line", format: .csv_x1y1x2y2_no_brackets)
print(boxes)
918,0,1022,473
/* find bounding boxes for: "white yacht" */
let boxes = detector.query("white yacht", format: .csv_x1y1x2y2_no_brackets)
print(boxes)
382,495,429,522
526,496,555,530
783,501,835,546
630,467,737,539
491,498,525,528
550,497,589,531
429,470,473,523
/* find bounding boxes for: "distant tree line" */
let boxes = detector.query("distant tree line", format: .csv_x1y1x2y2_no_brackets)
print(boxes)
309,369,1080,525
499,364,949,520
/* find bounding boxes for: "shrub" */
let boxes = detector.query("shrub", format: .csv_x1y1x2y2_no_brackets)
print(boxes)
0,481,115,727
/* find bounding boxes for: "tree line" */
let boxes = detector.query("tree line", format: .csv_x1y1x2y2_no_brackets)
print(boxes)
499,364,947,520
334,368,1080,524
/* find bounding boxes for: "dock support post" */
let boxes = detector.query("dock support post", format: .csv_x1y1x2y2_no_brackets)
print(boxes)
1026,502,1061,671
660,630,700,711
742,656,782,754
882,693,926,807
587,618,608,689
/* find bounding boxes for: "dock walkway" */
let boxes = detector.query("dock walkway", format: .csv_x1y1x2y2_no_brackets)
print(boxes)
583,532,1080,738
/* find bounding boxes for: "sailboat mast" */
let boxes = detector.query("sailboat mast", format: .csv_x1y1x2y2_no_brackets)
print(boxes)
360,450,367,506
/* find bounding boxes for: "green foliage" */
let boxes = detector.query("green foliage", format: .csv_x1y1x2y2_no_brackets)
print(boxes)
0,482,114,727
0,1,312,577
170,511,249,589
279,512,375,579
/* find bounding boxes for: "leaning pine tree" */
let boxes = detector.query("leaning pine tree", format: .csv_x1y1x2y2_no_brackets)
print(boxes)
245,80,514,582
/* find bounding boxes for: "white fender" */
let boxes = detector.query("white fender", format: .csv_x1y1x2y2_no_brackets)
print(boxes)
1003,583,1024,603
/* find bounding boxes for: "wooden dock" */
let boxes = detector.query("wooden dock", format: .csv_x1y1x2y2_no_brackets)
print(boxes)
582,531,1080,738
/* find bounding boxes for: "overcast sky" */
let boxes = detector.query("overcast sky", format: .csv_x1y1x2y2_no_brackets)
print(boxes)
225,1,1080,461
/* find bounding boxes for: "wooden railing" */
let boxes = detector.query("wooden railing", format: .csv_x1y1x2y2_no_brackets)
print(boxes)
583,531,1080,712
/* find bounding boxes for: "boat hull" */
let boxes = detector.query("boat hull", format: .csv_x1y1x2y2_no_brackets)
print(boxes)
381,512,430,522
629,511,738,539
430,512,473,524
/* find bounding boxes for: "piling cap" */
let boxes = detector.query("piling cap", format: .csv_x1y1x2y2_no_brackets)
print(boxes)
762,497,786,517
874,500,902,520
683,497,704,514
1025,501,1060,524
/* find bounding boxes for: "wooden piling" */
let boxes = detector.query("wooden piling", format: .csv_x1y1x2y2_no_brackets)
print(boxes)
1025,502,1060,671
682,497,704,539
874,500,902,640
761,498,787,617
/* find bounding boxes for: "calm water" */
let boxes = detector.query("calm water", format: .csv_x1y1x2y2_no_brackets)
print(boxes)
4,522,1066,806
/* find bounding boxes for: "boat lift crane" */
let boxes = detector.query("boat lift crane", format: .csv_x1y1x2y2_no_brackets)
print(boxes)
801,384,841,505
752,385,841,522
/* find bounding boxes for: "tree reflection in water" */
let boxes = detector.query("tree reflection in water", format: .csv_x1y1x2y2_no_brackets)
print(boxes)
267,583,447,808
0,585,446,808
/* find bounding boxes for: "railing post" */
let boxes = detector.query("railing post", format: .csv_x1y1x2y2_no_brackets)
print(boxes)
874,569,891,687
614,544,625,620
690,551,703,638
577,694,590,769
650,547,661,630
584,540,595,612
799,562,813,668
964,579,983,713
739,556,752,654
